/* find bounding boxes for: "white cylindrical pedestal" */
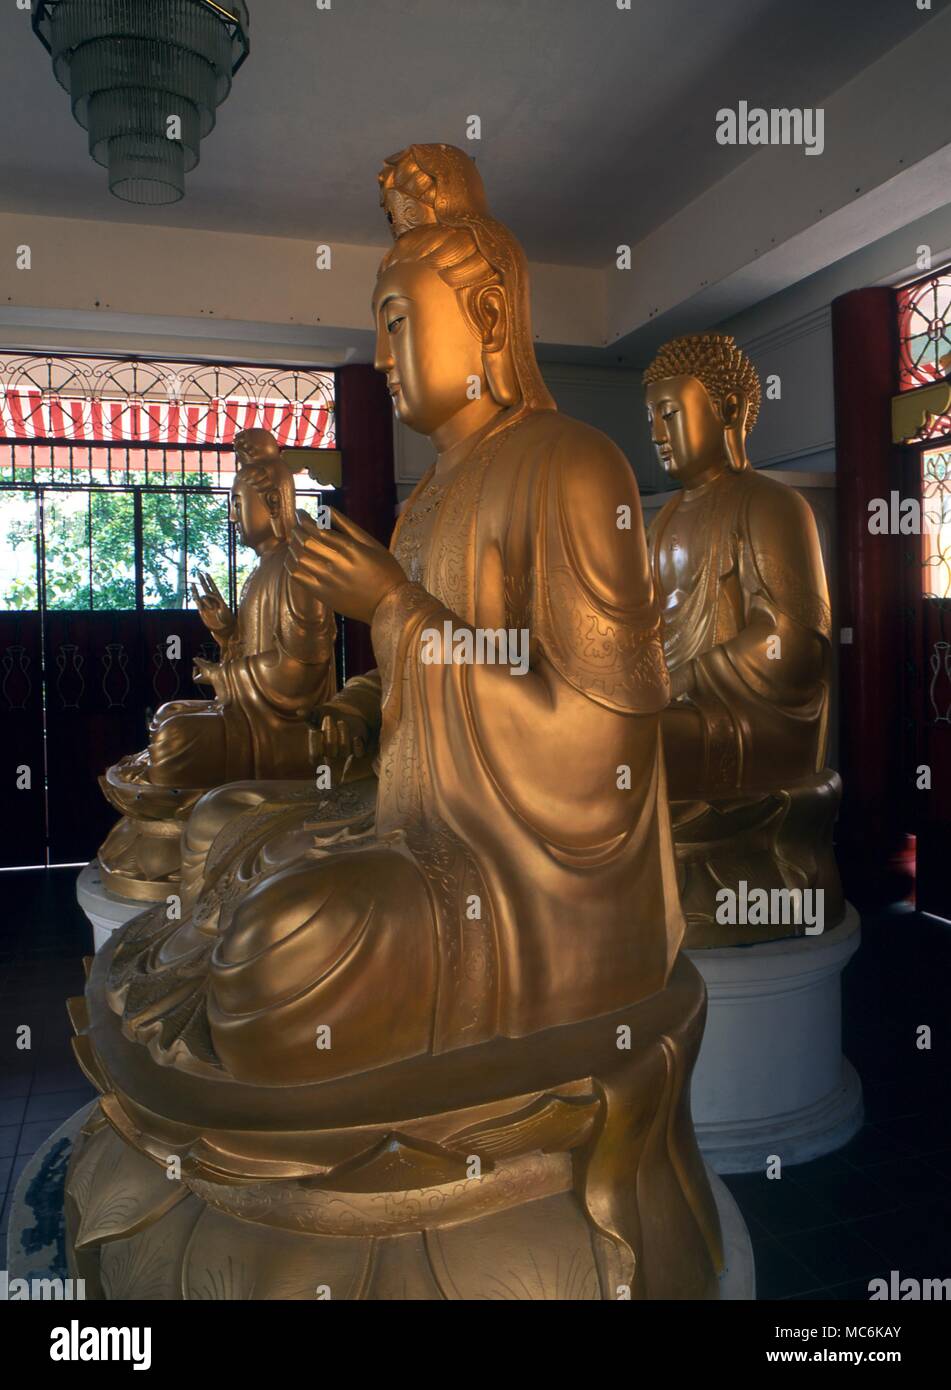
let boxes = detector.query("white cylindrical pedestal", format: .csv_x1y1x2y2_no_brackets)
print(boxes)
711,1169,756,1299
76,860,149,951
688,905,863,1174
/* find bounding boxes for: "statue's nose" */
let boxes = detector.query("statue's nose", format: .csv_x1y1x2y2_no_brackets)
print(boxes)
374,338,393,374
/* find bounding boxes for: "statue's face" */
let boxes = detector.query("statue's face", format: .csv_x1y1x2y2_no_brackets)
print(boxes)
230,474,273,550
372,259,485,437
646,375,728,487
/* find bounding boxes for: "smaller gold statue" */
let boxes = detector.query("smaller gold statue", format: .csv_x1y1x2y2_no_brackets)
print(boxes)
97,429,337,901
644,334,844,947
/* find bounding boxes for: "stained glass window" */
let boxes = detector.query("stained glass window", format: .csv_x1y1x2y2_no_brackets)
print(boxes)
897,270,951,444
898,271,951,390
922,447,951,602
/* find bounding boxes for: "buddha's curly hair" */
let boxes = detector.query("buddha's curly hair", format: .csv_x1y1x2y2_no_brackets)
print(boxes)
643,334,761,433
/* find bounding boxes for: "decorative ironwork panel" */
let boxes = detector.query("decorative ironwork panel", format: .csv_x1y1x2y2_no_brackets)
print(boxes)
0,353,335,485
0,613,45,867
922,448,951,602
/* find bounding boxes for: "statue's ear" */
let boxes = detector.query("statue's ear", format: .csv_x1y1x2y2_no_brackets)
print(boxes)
721,389,750,471
264,487,288,538
472,285,508,353
471,285,518,406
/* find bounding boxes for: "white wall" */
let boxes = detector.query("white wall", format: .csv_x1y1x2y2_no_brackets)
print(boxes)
0,210,605,365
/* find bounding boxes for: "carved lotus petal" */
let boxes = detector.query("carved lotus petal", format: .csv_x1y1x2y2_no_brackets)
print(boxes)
68,1123,188,1250
183,1205,372,1300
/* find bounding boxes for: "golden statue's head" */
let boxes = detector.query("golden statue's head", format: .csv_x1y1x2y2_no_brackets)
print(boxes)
643,334,761,485
373,143,554,439
231,428,296,549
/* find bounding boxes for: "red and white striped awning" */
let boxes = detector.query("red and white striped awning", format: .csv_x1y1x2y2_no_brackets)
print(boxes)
0,388,334,449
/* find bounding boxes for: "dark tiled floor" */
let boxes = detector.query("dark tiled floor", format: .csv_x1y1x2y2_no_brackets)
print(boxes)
0,872,948,1299
721,905,951,1299
0,868,96,1251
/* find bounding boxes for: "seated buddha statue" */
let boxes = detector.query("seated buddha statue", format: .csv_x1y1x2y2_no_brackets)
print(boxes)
644,334,844,947
66,145,722,1301
96,428,337,902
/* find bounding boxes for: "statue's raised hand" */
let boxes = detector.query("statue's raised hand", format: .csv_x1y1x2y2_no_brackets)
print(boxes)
191,571,235,639
286,508,406,625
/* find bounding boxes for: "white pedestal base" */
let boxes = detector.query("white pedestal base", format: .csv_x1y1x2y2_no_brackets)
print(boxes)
688,905,863,1174
76,860,149,952
711,1169,756,1299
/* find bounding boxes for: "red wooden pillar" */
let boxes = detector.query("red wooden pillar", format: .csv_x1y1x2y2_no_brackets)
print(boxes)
832,287,909,903
335,363,397,677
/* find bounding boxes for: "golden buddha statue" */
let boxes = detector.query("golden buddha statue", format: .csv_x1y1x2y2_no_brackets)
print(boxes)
96,429,337,902
644,334,844,947
66,145,722,1301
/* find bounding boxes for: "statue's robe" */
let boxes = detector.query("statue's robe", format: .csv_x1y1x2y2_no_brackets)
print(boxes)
111,409,682,1085
148,546,337,788
176,666,383,910
648,467,832,795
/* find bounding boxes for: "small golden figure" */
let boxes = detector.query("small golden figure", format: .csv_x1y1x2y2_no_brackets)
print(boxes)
96,429,337,901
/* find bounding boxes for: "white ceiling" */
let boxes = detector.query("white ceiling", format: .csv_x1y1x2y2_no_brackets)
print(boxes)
0,0,930,266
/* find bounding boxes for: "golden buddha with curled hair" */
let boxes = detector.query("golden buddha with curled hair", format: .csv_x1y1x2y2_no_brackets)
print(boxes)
644,334,844,946
67,145,723,1301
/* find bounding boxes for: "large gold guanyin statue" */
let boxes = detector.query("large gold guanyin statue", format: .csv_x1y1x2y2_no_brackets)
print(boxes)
66,145,723,1301
644,334,844,947
96,429,337,901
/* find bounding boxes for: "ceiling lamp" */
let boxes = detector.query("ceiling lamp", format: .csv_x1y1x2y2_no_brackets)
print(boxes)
32,1,250,206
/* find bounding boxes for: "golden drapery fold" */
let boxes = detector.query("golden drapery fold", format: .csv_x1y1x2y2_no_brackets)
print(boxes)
367,409,680,1047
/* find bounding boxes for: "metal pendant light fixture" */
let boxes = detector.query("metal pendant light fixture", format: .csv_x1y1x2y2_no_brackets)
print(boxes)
32,1,250,206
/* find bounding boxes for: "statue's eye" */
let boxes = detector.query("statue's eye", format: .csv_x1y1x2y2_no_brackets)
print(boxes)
662,408,679,420
387,316,405,333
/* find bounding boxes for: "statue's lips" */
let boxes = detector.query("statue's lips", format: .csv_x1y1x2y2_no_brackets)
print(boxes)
387,380,401,397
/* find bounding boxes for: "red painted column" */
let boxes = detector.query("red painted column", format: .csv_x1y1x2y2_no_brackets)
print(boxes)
832,287,909,903
335,363,397,677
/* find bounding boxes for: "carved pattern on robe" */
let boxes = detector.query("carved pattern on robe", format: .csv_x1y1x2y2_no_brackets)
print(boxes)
749,552,832,637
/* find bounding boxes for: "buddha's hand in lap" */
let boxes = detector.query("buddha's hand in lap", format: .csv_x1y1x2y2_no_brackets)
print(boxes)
286,506,407,625
309,704,372,762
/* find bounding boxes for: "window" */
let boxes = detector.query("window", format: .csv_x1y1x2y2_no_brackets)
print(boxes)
897,268,951,441
922,447,951,602
0,353,337,614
